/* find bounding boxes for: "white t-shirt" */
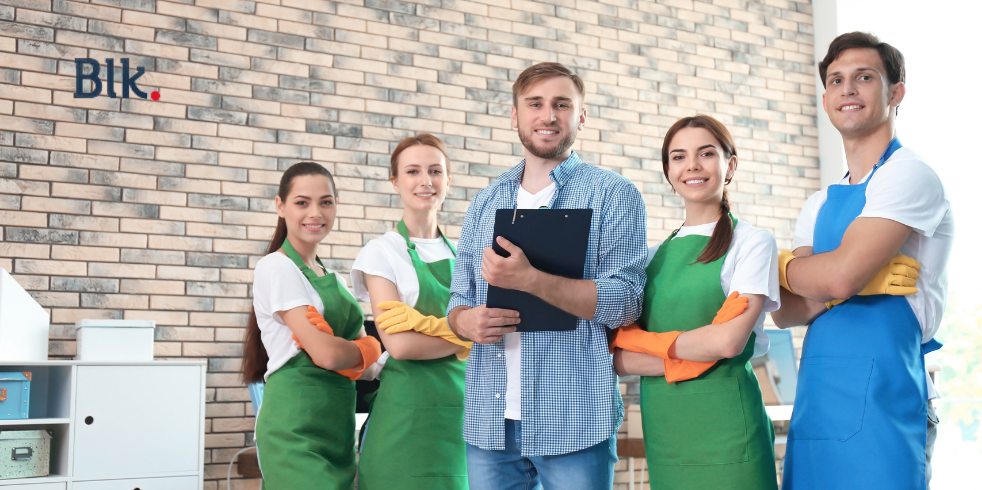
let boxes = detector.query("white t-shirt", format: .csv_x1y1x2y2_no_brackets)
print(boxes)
505,182,557,421
792,147,953,399
647,219,781,358
350,230,457,308
253,252,354,381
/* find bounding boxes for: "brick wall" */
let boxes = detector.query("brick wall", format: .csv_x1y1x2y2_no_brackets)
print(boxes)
0,0,817,487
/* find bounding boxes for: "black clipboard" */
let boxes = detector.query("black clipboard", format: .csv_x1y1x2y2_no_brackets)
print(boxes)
486,208,592,332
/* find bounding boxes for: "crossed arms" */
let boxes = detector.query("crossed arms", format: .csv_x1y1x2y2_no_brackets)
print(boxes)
772,217,913,327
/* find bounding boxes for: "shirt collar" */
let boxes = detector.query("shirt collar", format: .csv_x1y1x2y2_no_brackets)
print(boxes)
500,151,583,188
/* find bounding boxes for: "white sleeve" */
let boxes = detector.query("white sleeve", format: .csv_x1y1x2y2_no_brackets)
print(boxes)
254,254,314,315
350,240,398,303
728,229,781,313
792,190,826,250
645,243,662,267
859,159,949,237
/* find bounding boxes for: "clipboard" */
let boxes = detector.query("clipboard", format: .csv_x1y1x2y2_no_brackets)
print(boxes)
486,208,592,332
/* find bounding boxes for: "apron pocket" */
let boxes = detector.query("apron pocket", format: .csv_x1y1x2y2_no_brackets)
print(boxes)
641,376,749,465
789,356,873,441
411,406,467,477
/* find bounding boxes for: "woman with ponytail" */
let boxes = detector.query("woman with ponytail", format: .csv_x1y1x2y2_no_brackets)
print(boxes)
350,134,471,490
241,162,382,489
610,115,780,489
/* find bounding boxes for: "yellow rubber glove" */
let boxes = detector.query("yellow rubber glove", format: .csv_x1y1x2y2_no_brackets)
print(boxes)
375,301,473,361
826,254,921,308
778,249,797,293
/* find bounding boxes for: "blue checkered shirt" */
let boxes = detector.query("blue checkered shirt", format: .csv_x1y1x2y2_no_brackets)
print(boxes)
448,152,648,457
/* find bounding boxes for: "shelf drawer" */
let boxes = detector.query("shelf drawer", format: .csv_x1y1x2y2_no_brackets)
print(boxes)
72,366,202,478
73,476,197,490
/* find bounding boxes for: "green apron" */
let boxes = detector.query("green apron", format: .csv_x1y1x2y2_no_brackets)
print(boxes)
638,217,777,490
359,221,468,490
255,239,366,490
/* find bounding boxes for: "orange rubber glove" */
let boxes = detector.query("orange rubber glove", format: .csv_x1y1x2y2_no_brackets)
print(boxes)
663,292,749,383
335,336,383,381
610,324,681,358
292,305,334,349
612,292,750,383
713,292,749,324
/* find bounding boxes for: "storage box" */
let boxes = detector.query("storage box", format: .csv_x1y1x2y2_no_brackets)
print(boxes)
75,320,155,362
0,372,29,420
0,430,51,479
0,268,50,362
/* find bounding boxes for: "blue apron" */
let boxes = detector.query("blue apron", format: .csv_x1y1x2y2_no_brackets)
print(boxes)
784,138,940,490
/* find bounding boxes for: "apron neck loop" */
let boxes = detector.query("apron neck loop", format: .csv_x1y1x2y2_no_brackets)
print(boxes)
282,238,324,275
667,213,738,243
871,137,903,177
397,220,457,257
845,137,903,180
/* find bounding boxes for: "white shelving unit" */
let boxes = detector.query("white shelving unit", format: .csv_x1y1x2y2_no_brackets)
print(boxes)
0,361,206,490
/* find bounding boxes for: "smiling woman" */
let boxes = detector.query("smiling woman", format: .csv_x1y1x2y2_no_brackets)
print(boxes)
241,162,383,490
660,116,738,265
611,114,781,490
350,134,472,490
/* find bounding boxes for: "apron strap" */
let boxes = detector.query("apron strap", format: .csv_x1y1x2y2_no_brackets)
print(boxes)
666,213,739,243
397,220,457,258
843,137,903,180
921,338,943,356
281,238,322,283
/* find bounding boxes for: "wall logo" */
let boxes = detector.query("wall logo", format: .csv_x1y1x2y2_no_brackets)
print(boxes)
74,58,160,101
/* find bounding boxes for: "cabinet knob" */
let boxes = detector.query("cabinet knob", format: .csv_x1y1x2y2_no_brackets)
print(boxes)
84,416,94,425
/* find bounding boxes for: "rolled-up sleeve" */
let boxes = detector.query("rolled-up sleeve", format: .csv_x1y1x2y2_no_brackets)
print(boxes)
447,192,484,316
592,180,648,327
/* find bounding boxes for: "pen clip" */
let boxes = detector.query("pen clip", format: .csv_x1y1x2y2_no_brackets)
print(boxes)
511,204,517,224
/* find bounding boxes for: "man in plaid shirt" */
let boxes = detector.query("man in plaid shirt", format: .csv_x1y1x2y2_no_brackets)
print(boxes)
448,62,648,489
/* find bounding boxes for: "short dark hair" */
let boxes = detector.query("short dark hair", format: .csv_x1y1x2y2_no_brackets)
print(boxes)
819,32,904,89
512,62,585,106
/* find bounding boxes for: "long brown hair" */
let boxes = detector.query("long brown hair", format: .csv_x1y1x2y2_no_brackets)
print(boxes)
241,162,337,384
661,115,736,264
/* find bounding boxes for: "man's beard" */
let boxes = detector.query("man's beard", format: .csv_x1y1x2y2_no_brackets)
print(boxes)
517,123,577,160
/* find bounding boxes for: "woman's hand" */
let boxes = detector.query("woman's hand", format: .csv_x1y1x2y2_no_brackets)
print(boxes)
365,274,465,360
281,305,362,371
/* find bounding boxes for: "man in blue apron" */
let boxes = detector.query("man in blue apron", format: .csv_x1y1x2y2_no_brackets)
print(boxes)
772,32,953,490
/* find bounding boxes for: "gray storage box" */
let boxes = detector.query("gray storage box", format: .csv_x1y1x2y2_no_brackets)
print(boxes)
0,430,51,479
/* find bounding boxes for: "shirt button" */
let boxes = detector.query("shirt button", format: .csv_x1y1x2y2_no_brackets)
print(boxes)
495,393,501,399
497,353,502,358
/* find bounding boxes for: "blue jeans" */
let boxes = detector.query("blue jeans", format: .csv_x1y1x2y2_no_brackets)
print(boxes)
466,419,618,490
